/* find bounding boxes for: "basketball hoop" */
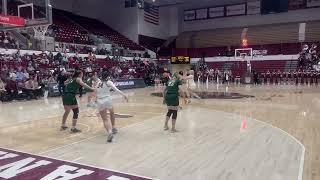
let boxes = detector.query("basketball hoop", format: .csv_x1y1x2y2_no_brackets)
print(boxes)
33,25,49,40
235,48,253,60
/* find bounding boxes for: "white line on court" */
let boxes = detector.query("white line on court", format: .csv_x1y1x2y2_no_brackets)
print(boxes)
230,111,305,180
251,118,305,180
71,156,83,162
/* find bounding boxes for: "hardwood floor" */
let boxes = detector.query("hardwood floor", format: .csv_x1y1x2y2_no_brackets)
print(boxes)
0,85,318,180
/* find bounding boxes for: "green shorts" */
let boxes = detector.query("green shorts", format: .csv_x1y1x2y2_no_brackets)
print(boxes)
165,93,179,106
62,93,78,106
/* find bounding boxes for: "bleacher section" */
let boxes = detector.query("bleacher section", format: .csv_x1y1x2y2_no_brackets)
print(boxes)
52,10,144,51
51,12,91,44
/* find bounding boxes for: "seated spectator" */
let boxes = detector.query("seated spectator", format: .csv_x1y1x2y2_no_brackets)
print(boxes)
27,63,35,72
0,79,6,101
56,71,67,95
3,38,9,48
8,69,16,80
48,75,57,83
23,77,41,99
5,77,18,101
16,69,24,81
23,69,30,80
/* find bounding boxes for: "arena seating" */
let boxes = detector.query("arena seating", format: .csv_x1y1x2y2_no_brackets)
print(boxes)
53,10,144,51
51,13,92,44
138,35,166,52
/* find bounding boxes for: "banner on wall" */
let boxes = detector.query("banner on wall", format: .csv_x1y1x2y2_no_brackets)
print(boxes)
196,8,208,19
114,78,146,90
289,0,306,10
226,4,246,16
184,10,196,21
247,1,261,15
208,7,225,18
307,0,320,7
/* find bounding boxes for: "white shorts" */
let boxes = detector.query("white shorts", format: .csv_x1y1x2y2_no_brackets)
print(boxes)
188,84,196,90
97,97,113,111
181,84,188,92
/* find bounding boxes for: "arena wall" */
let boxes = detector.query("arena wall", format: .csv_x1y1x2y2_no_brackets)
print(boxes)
137,6,179,40
181,7,320,32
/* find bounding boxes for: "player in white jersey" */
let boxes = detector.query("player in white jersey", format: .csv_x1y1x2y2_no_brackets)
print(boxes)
185,70,201,100
96,71,128,142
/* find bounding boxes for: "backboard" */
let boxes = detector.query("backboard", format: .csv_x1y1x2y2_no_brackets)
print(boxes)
235,48,253,60
0,0,52,30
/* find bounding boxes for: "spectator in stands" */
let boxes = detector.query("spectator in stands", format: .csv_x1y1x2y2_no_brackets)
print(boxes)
8,69,16,80
16,69,24,81
27,40,32,50
88,52,96,61
3,37,9,49
23,69,30,80
27,63,35,72
24,77,38,99
5,77,18,101
57,71,67,96
0,79,6,101
48,75,57,83
48,51,54,60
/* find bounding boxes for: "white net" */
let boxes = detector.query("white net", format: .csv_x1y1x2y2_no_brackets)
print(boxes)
33,25,49,40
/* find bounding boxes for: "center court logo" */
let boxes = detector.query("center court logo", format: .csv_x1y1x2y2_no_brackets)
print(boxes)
0,148,151,180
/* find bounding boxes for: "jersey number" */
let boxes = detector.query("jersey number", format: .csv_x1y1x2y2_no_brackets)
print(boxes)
168,81,175,86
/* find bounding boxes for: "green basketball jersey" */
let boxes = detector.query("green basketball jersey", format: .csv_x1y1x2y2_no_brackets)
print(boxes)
166,79,181,95
65,78,80,93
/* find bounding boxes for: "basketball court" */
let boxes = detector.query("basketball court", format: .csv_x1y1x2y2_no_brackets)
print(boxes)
0,0,318,180
0,84,318,180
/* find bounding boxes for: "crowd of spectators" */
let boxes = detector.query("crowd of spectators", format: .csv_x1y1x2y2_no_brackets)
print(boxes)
0,49,159,102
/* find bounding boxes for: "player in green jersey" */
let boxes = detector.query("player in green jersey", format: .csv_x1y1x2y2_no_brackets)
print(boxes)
61,70,95,133
163,73,182,133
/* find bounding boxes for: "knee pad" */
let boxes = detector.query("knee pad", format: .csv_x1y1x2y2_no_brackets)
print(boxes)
72,108,79,119
171,110,178,119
